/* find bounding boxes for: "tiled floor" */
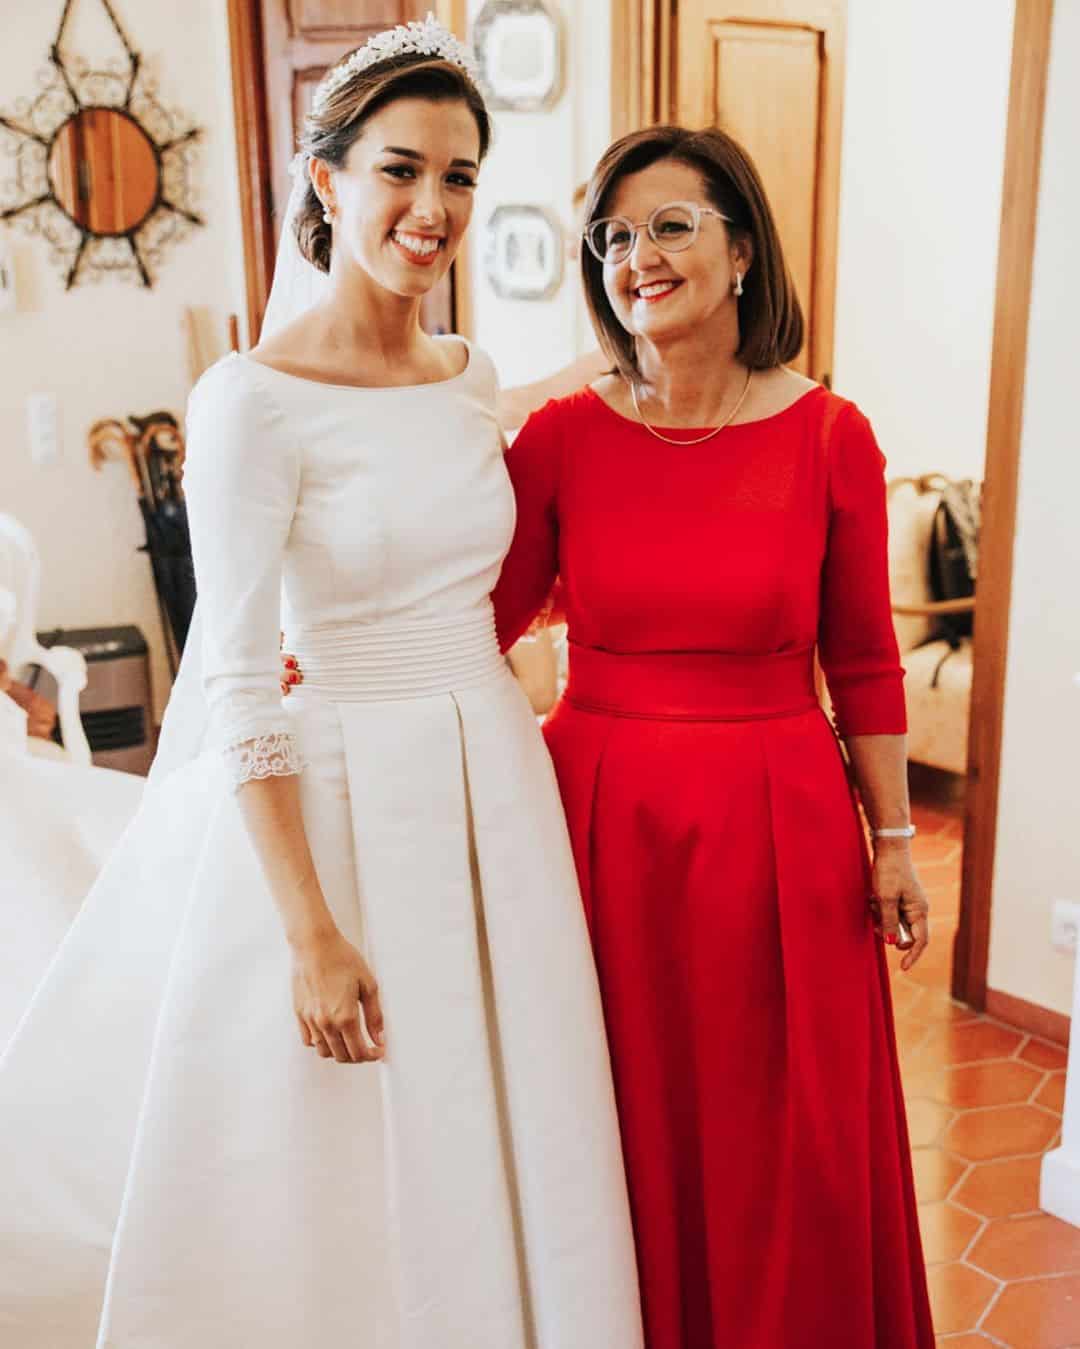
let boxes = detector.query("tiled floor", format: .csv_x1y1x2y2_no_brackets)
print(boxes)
895,788,1075,1347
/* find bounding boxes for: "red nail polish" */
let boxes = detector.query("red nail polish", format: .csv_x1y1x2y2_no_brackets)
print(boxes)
289,671,300,684
284,657,297,669
885,934,897,946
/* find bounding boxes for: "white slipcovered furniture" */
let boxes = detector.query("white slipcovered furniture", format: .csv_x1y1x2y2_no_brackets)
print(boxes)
0,513,91,765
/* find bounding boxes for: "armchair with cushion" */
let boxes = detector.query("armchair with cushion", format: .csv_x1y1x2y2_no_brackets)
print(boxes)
886,475,976,776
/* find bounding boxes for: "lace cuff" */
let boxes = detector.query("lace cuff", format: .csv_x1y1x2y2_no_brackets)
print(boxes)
225,731,305,790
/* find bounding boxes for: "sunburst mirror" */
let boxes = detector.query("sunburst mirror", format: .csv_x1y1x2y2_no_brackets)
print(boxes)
0,0,203,289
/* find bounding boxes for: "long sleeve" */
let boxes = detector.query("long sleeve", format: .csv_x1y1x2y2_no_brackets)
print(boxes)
818,403,907,737
183,361,302,786
492,400,564,652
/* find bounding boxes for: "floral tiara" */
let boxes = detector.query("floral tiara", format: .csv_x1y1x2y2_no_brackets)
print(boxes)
310,13,479,115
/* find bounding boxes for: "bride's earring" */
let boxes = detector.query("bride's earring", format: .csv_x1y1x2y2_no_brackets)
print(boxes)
733,270,744,298
322,202,335,225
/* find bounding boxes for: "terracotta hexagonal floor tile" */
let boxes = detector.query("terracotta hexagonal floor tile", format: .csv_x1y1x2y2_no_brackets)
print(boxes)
939,1059,1045,1109
968,1213,1080,1281
915,1021,1025,1068
911,801,949,828
944,1105,1061,1162
953,1155,1045,1219
897,1018,936,1056
918,991,982,1026
903,1058,950,1103
913,835,963,864
916,847,954,868
926,1261,998,1335
1020,1039,1069,1071
982,1272,1080,1347
907,944,963,990
913,1148,969,1203
891,977,927,1018
933,1337,995,1347
908,1098,956,1147
895,1019,938,1063
1037,1073,1066,1114
918,1201,983,1264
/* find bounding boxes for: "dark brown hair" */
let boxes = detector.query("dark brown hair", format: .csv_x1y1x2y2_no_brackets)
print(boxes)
581,125,804,379
296,54,492,274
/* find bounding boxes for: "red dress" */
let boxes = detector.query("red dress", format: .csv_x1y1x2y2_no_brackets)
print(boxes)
492,385,934,1349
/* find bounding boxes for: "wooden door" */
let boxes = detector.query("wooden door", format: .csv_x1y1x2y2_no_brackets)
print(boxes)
229,0,458,343
671,1,846,384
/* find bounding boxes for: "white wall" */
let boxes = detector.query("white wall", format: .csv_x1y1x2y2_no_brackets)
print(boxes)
465,0,609,387
987,0,1080,1020
0,0,246,722
832,0,1014,482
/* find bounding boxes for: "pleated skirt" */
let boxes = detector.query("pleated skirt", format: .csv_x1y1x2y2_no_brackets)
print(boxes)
544,642,935,1349
0,616,642,1349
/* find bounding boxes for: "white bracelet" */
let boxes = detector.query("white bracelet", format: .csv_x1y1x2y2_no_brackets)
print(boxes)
872,824,917,839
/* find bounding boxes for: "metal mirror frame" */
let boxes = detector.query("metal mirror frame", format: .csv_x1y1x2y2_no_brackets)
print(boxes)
0,0,204,289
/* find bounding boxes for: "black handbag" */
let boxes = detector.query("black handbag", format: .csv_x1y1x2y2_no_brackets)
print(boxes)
928,479,981,646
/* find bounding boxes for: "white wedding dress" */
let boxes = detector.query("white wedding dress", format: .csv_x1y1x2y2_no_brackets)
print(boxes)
0,342,643,1349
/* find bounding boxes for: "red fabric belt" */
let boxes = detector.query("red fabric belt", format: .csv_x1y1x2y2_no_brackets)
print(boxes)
563,643,819,722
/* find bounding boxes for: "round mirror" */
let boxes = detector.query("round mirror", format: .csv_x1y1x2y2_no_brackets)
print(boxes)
49,108,159,235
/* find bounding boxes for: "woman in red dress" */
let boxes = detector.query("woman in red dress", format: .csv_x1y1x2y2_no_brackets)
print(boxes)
491,127,935,1349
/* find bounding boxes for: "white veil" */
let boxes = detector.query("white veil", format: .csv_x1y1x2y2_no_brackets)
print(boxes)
150,161,327,783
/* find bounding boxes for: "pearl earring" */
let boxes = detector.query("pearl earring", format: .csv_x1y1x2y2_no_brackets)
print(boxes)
322,205,335,225
734,271,744,298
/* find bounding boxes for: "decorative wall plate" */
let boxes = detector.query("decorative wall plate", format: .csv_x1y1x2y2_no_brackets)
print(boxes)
473,0,564,113
483,204,564,301
0,0,203,289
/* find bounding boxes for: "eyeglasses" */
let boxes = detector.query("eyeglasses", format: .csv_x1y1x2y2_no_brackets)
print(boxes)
583,200,732,265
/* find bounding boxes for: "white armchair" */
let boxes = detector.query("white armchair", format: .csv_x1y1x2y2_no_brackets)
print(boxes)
0,514,92,766
886,476,976,776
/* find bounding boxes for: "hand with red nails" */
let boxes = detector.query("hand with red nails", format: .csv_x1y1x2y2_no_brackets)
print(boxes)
280,650,303,696
869,839,930,971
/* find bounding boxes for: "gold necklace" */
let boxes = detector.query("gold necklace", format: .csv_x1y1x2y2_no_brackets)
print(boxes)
629,367,753,445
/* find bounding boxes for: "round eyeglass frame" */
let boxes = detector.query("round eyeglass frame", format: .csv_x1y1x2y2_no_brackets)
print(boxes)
583,200,733,265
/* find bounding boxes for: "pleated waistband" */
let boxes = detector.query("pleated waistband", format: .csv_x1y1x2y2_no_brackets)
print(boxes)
287,606,505,702
564,643,819,722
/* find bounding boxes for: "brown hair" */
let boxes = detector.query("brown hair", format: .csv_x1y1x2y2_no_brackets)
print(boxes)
581,125,804,379
296,54,492,273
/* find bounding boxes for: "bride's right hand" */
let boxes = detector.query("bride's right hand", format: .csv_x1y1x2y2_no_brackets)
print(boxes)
291,930,385,1065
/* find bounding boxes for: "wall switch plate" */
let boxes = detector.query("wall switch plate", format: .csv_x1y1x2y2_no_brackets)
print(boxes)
1051,899,1080,954
26,392,61,465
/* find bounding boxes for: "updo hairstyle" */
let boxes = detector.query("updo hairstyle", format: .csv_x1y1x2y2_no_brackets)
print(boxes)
295,53,492,273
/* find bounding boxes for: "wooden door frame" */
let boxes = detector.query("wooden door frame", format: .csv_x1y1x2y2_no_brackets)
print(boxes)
952,0,1056,1010
611,0,672,135
227,0,275,346
613,0,1058,1013
226,0,470,347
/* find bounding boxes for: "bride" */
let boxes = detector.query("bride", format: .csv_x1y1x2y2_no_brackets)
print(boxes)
0,20,642,1349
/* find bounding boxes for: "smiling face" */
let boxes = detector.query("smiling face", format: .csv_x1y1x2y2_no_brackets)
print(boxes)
599,157,751,347
312,96,481,298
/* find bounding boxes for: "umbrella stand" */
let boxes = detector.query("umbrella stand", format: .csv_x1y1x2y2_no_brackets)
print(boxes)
137,495,195,679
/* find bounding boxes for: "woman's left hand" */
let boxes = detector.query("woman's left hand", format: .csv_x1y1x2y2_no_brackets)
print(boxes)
870,841,930,972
